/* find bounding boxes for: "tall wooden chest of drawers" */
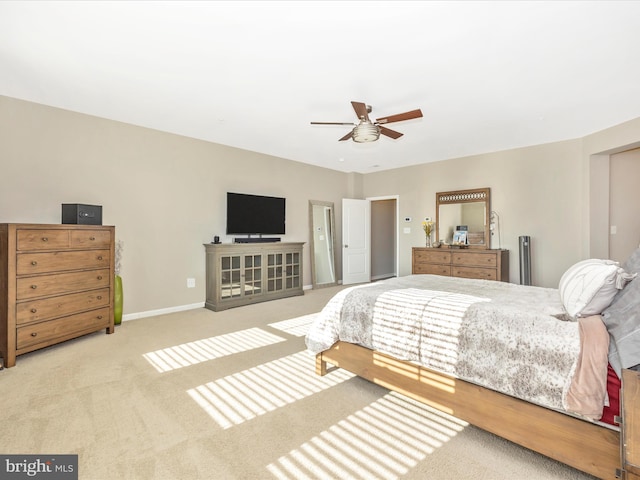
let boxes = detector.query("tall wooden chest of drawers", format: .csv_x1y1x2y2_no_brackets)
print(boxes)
412,247,509,282
0,224,115,368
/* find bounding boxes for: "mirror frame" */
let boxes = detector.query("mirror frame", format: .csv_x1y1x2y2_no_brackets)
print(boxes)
309,200,338,288
436,187,491,249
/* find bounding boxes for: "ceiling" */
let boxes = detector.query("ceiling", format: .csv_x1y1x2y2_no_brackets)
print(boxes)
2,1,640,174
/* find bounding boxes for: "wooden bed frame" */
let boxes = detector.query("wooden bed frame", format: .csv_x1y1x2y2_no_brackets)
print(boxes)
316,341,640,480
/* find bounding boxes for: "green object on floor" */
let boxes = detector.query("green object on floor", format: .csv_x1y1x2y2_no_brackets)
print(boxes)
114,275,123,325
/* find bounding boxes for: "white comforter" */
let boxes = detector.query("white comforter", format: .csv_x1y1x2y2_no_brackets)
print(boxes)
305,275,610,418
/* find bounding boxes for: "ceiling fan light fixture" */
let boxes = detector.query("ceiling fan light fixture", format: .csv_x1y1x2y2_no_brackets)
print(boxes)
352,122,380,143
311,101,422,142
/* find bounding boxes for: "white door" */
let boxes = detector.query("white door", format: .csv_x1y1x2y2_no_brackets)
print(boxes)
342,198,371,285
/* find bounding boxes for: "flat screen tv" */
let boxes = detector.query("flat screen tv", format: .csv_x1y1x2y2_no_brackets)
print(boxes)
226,192,286,236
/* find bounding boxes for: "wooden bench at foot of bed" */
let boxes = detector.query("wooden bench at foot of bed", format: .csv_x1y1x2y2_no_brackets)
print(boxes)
315,341,637,480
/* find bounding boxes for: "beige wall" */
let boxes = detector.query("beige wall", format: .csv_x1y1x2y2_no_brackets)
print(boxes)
2,95,639,314
363,140,584,287
363,125,640,288
0,96,348,316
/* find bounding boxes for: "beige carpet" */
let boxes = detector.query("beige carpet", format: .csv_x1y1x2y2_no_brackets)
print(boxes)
1,286,597,479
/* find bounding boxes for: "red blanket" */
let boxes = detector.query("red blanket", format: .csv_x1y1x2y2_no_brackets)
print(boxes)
601,364,621,426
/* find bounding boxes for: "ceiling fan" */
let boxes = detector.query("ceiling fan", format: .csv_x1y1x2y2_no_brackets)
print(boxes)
311,101,423,143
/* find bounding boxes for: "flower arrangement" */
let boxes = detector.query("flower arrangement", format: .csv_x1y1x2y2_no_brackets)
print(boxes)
115,240,124,276
422,220,435,247
422,220,435,236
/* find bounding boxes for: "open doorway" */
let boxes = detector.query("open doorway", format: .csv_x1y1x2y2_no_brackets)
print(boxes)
370,196,398,280
609,147,640,262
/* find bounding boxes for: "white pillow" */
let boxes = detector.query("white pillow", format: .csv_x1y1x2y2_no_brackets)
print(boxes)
559,259,635,318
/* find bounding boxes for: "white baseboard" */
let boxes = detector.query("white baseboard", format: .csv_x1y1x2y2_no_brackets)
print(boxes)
122,302,205,322
121,280,343,320
371,273,397,281
303,281,344,290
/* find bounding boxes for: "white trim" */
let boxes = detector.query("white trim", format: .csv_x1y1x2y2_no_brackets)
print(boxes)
122,302,205,322
371,273,395,281
121,283,320,321
367,194,400,279
121,283,322,321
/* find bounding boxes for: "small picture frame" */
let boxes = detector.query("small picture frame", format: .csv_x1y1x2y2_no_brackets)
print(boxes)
453,230,468,245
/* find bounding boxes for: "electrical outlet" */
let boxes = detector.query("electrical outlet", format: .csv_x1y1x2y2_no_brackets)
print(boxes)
425,217,431,222
187,278,196,288
404,216,412,222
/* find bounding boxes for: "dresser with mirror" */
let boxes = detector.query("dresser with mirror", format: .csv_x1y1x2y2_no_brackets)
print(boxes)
412,188,509,282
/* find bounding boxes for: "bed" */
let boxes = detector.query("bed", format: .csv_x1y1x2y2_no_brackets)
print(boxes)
306,252,640,480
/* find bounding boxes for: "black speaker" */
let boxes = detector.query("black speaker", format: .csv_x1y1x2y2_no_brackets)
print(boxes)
519,235,531,285
234,237,281,243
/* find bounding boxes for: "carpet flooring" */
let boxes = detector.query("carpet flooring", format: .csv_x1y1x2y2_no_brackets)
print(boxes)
0,285,597,479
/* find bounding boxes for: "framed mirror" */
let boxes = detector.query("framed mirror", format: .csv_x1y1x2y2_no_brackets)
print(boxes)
436,188,490,249
309,200,338,288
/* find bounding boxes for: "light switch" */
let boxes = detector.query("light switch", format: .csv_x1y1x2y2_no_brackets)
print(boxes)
403,227,411,234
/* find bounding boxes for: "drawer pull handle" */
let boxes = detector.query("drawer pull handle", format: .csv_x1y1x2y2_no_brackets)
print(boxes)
90,237,96,241
97,315,103,320
97,296,102,300
41,237,48,242
31,308,37,313
31,332,37,337
97,276,103,280
97,256,103,260
31,261,37,265
31,285,38,289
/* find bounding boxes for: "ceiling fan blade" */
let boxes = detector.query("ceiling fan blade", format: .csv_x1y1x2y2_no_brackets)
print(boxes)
351,101,370,121
338,130,353,141
311,121,356,125
376,109,423,124
379,126,403,139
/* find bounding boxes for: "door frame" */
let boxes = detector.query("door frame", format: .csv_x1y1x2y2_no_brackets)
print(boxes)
368,194,400,280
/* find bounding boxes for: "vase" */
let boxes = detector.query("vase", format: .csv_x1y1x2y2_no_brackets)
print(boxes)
425,235,432,248
114,275,123,325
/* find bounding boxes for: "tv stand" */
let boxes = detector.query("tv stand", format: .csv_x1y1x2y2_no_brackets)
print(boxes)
204,242,304,311
234,237,281,243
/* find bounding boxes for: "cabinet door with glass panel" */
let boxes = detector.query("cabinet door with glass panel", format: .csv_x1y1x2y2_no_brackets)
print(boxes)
267,250,301,293
220,253,263,300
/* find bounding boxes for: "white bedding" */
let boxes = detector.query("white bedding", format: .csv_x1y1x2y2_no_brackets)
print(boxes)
305,274,610,419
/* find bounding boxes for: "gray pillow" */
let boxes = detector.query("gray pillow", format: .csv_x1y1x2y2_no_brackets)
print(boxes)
623,247,640,274
602,250,640,377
